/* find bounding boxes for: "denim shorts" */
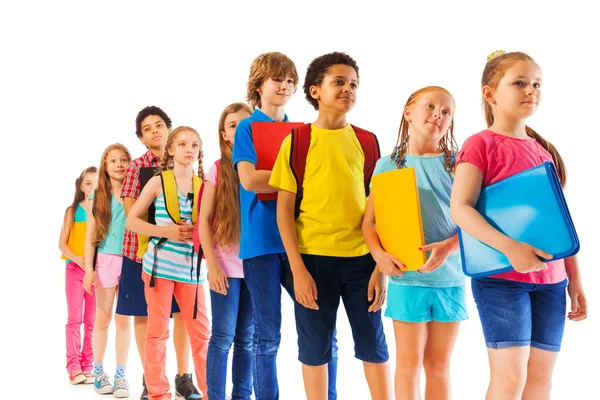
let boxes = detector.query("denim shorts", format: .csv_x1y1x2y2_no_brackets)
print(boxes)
385,284,468,323
293,253,389,366
471,277,567,352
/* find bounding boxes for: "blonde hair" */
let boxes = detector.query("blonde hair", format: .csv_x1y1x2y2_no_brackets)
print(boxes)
482,51,567,187
160,126,204,179
391,86,458,174
92,144,131,247
246,52,299,109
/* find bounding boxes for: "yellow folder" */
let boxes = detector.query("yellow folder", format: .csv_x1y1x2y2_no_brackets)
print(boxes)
371,167,426,271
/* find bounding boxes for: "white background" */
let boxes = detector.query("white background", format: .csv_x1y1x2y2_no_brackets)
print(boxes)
1,0,598,398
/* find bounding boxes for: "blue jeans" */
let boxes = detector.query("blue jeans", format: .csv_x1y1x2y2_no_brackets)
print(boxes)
471,277,567,351
207,278,254,400
243,253,338,400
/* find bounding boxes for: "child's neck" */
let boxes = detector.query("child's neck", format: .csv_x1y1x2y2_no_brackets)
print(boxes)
407,134,442,156
489,115,528,139
149,147,163,158
172,163,194,193
260,103,285,122
109,177,123,198
313,113,347,130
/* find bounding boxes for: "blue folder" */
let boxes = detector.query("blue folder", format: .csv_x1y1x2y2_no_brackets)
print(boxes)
458,161,579,278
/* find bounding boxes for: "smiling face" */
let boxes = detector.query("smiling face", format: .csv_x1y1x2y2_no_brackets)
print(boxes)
405,89,455,143
105,149,130,182
485,60,542,121
310,64,359,114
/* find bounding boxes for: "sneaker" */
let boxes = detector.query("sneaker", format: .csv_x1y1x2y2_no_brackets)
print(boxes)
83,371,94,384
69,370,86,385
140,375,148,400
174,373,203,399
113,376,130,398
94,372,114,394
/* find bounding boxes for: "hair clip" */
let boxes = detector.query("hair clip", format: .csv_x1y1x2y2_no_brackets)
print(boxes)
487,49,505,61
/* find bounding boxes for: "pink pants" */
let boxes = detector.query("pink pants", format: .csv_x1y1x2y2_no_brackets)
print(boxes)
65,262,96,372
143,272,210,400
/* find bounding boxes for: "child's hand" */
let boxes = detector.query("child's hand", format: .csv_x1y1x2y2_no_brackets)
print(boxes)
375,252,404,277
293,267,319,310
367,269,386,312
208,261,229,295
164,222,194,242
418,239,454,273
83,271,95,295
567,279,588,321
505,242,551,273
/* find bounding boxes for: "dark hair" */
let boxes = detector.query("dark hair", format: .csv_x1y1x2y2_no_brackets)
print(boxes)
68,166,97,218
135,106,173,138
303,52,359,110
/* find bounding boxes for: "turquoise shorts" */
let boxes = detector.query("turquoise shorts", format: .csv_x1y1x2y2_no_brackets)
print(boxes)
385,284,469,323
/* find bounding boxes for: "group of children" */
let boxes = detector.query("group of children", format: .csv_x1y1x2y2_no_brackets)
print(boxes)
59,49,587,400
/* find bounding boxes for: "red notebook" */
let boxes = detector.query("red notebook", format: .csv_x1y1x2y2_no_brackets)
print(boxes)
252,121,304,201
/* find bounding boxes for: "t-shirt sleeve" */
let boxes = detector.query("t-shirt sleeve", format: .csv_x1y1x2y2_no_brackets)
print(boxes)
269,134,297,193
232,119,257,169
121,162,141,199
456,133,488,178
205,162,218,186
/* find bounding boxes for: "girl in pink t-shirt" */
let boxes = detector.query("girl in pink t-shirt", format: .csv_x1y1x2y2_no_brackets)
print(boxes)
198,102,254,400
451,50,587,399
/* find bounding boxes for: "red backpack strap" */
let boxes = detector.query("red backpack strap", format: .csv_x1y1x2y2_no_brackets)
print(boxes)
289,123,312,219
350,125,381,197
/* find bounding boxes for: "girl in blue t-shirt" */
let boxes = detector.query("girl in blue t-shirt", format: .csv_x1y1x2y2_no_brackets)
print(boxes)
362,86,467,400
83,143,132,397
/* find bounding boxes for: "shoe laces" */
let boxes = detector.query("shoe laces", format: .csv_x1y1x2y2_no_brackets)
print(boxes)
115,377,128,389
97,373,111,386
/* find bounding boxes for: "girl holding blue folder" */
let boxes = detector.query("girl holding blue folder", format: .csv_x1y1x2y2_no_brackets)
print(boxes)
362,86,468,400
451,50,587,400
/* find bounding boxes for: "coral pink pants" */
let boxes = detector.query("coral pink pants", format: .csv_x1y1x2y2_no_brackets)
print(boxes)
143,272,210,400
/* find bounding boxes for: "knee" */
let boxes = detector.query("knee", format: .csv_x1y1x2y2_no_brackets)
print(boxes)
255,336,280,355
395,356,422,380
492,368,527,393
209,332,235,352
423,357,451,378
526,371,553,392
67,313,82,326
114,315,130,332
95,310,113,330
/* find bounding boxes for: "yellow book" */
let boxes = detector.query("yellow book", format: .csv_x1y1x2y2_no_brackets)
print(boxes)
371,167,426,271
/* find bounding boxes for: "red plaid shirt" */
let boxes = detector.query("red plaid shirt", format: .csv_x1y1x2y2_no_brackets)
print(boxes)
121,150,161,263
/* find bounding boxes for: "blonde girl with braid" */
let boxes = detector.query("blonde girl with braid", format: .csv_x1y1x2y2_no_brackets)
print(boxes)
83,143,133,396
451,51,587,400
126,126,209,400
362,86,467,400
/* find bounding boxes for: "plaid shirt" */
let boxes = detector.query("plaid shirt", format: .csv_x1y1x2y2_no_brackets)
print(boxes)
121,150,161,263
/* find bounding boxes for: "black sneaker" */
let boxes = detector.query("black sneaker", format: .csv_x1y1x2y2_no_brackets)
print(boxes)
140,375,148,400
175,373,203,400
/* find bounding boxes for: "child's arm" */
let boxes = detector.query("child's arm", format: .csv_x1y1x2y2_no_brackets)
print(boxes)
198,180,229,295
237,161,277,194
126,176,193,241
451,162,552,273
58,208,85,269
83,200,96,294
418,234,460,273
565,256,587,321
276,189,319,310
362,196,404,276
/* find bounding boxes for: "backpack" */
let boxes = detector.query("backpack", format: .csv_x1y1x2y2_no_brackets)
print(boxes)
289,123,380,218
140,170,203,318
192,160,219,255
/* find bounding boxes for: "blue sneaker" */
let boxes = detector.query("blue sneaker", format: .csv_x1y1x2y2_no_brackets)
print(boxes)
93,372,114,394
175,373,203,399
114,376,130,398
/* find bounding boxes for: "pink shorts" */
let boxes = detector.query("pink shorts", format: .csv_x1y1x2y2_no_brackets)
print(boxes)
95,253,123,288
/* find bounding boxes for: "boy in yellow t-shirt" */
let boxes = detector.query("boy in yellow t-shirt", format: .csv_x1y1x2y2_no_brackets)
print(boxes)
270,52,392,399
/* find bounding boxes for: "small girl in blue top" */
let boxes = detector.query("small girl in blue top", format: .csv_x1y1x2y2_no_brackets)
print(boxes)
83,143,132,397
362,86,468,400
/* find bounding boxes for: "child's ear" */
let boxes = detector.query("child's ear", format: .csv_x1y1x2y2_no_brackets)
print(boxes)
309,85,319,101
482,86,495,105
403,106,412,122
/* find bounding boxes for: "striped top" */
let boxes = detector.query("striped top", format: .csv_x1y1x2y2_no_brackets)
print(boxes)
142,190,205,284
61,204,88,262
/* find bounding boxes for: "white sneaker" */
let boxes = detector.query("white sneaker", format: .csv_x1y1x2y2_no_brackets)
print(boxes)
113,377,130,398
94,372,114,394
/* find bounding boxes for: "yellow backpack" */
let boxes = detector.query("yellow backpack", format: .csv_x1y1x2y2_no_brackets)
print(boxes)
136,169,202,260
